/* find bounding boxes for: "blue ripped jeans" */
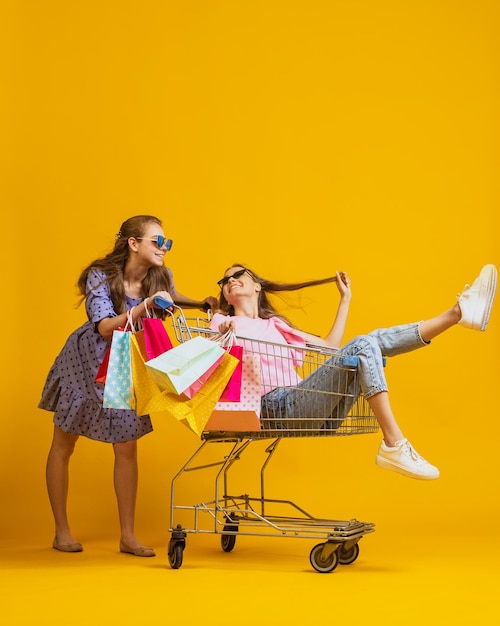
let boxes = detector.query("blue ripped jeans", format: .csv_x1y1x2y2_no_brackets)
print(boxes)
260,323,429,429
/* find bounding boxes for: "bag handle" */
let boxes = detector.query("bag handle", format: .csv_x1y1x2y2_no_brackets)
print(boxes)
123,307,137,332
143,297,161,319
212,329,236,349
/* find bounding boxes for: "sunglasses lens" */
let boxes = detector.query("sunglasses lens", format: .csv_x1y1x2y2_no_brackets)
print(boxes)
218,268,247,287
156,236,173,251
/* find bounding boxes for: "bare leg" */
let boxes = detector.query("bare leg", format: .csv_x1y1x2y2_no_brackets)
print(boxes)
366,392,404,447
419,304,461,342
369,391,439,479
364,306,461,445
113,440,153,552
368,266,497,480
46,425,80,545
370,304,465,439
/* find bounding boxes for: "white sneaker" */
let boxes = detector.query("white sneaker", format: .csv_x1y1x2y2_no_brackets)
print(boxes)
375,439,440,480
458,264,498,331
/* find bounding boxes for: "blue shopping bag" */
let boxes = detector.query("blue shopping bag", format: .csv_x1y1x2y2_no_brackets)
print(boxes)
103,328,135,410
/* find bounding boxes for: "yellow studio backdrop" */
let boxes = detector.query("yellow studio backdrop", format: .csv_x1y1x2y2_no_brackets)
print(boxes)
0,1,499,624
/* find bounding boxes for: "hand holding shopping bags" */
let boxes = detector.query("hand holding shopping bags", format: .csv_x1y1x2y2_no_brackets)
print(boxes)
130,327,240,434
128,310,262,435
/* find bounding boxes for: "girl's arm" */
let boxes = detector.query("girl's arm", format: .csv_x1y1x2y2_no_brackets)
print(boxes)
292,271,352,348
96,290,174,340
173,290,218,311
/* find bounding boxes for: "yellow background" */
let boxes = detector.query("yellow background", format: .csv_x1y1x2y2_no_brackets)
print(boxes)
1,1,499,624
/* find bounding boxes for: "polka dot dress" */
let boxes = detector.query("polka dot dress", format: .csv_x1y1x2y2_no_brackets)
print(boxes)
38,269,153,443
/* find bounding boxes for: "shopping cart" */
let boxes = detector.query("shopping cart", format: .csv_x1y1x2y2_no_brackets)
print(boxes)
162,305,379,573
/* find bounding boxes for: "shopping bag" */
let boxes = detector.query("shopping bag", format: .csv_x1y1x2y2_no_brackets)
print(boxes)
145,335,225,395
130,332,165,416
177,331,242,400
181,331,242,400
95,344,111,383
148,351,239,435
205,354,262,432
142,316,173,360
103,328,135,410
218,344,243,401
95,308,138,384
95,325,128,384
181,353,225,399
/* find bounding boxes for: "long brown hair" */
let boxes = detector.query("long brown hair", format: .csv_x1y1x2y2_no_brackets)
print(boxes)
217,264,337,324
77,215,173,314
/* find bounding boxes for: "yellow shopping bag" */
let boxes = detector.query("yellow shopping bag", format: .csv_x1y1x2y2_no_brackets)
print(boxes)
149,352,239,435
130,332,166,416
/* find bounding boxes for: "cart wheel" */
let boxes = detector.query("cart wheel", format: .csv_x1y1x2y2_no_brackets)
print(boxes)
309,543,339,574
168,539,184,569
221,517,239,553
221,533,237,552
338,542,360,565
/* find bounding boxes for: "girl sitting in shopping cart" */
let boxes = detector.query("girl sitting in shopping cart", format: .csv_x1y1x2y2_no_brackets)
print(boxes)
209,263,497,481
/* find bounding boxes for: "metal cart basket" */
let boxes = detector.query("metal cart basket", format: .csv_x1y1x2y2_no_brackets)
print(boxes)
164,307,379,573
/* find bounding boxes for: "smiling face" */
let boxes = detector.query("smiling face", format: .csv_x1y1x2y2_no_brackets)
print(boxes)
132,222,170,268
220,265,261,304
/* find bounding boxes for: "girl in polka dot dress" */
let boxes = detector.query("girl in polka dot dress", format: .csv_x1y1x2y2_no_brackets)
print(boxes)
39,215,217,557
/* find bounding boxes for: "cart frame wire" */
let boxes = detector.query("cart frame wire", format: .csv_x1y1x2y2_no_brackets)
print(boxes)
163,308,379,573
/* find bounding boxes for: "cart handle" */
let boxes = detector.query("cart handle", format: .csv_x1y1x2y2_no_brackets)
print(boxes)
153,296,211,311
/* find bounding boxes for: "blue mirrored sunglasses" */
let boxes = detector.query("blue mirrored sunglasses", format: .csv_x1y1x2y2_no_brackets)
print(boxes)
136,236,173,251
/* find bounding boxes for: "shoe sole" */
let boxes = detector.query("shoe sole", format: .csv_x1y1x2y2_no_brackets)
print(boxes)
479,264,497,331
375,455,440,480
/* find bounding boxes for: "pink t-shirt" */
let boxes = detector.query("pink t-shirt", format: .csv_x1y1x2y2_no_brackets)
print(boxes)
209,314,306,395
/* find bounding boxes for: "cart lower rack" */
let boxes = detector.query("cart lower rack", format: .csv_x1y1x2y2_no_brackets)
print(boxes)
164,309,379,573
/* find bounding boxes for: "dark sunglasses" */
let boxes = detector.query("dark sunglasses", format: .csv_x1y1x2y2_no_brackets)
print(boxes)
217,268,249,288
136,236,173,251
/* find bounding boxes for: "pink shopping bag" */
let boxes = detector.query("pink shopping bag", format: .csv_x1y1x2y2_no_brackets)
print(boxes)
218,344,243,401
142,317,173,360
